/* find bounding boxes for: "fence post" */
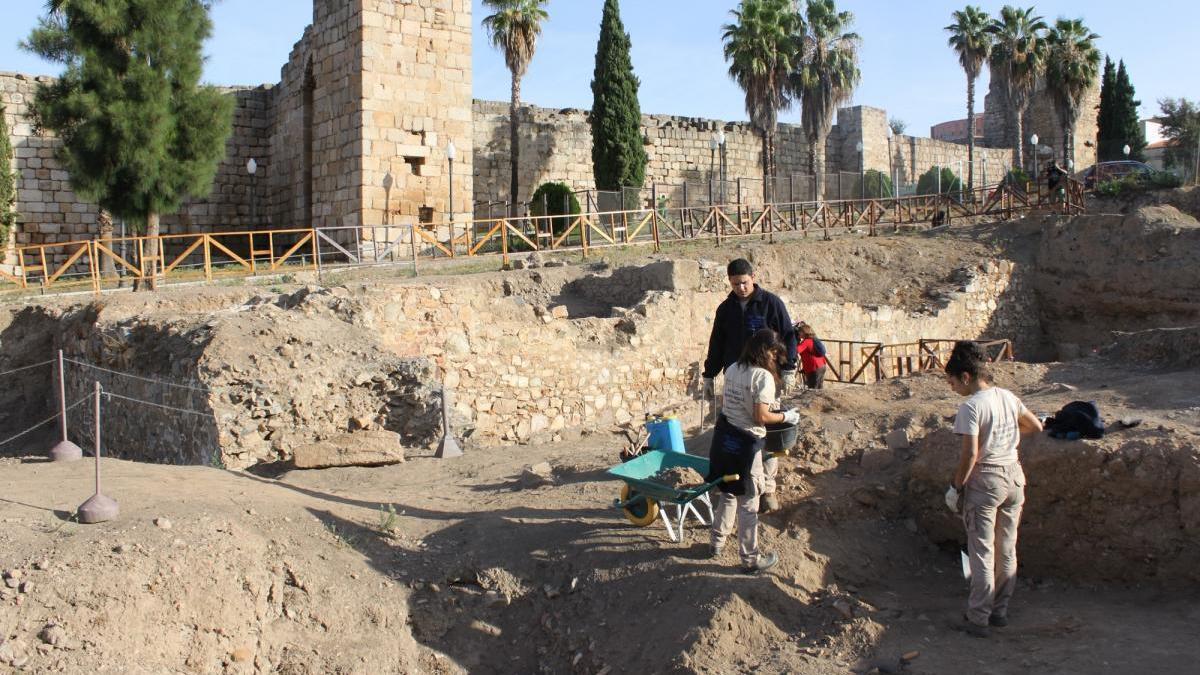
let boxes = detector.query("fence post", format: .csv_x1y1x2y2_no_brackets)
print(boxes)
409,224,418,275
501,218,510,267
736,177,743,231
77,381,118,524
49,349,82,462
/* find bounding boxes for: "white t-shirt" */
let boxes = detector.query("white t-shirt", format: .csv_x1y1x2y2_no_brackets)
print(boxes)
953,386,1027,466
721,362,775,438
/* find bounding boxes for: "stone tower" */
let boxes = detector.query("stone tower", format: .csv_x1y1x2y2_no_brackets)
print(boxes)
983,78,1100,173
270,0,473,231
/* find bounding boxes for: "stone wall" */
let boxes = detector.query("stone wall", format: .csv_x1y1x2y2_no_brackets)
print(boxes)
984,78,1100,172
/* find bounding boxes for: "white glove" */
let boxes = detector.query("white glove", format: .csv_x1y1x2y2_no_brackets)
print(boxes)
702,378,715,401
780,369,796,394
782,408,801,426
945,485,962,513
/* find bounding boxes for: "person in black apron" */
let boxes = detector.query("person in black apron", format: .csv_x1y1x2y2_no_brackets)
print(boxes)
707,328,799,573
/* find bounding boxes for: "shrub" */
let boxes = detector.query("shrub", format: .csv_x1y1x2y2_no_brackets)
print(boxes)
1095,170,1184,197
855,169,894,198
529,182,582,237
916,166,963,196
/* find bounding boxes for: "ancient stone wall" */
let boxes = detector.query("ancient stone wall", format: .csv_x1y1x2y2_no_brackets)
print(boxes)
359,0,473,230
0,72,274,253
984,79,1100,172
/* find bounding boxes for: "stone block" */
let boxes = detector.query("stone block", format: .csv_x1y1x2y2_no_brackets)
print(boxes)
292,430,405,469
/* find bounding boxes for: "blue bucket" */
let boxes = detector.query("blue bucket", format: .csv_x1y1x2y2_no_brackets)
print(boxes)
645,416,685,454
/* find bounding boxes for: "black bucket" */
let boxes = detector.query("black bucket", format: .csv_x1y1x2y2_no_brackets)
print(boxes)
764,421,798,453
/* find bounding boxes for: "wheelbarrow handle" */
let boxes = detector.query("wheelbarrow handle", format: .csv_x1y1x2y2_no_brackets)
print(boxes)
721,473,740,483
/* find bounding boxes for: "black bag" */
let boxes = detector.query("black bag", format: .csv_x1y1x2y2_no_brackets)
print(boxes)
1044,400,1105,439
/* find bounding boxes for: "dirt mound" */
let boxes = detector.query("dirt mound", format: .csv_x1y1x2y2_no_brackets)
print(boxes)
909,426,1200,587
1101,325,1200,370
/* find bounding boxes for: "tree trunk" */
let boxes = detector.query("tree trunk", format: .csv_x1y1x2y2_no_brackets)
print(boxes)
760,130,770,205
97,209,116,279
1013,109,1025,176
509,75,521,218
144,211,159,291
966,76,976,192
811,131,828,202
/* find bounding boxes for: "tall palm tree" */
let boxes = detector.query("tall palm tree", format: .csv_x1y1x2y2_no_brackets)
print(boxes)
722,0,805,205
1046,18,1101,167
482,0,549,216
988,5,1048,173
945,6,992,191
794,0,860,202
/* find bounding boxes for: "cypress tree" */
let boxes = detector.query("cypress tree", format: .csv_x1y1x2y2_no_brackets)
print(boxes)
23,0,233,289
1096,57,1118,160
0,105,15,248
590,0,647,200
1114,60,1146,161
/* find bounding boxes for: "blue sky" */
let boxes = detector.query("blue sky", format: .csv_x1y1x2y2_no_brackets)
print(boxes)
1,1,1194,136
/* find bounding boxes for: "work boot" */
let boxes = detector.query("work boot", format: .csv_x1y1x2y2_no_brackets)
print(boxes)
708,542,723,559
962,615,990,638
988,613,1009,628
742,551,779,574
759,493,780,514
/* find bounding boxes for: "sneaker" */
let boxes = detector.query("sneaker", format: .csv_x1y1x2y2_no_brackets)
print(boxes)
988,613,1009,627
742,551,779,574
759,493,780,514
708,543,722,559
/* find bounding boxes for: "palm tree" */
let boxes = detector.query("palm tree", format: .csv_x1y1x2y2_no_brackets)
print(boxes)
794,0,860,202
722,0,805,205
482,0,550,216
988,5,1048,173
945,6,992,191
1046,18,1101,167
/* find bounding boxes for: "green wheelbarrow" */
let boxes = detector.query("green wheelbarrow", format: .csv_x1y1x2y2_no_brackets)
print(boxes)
607,450,739,543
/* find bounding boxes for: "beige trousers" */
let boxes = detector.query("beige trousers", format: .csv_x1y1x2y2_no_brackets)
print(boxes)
762,453,778,495
711,448,766,567
963,463,1026,626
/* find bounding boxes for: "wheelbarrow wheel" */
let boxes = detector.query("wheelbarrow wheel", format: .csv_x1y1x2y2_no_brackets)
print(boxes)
620,484,659,527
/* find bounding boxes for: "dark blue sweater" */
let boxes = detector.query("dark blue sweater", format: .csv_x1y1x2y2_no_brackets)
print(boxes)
702,286,797,378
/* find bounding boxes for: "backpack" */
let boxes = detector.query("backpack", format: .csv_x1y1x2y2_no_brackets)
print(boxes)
1044,400,1105,439
813,338,826,358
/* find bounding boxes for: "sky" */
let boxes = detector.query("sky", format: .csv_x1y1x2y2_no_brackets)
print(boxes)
1,0,1195,137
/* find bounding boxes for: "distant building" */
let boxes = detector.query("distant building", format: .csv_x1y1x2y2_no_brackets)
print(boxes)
1142,118,1167,170
930,115,985,144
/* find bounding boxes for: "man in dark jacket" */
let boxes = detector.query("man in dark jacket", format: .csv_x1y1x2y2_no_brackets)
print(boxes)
702,258,797,513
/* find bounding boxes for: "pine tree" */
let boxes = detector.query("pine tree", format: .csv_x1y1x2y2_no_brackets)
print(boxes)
22,0,233,289
1096,57,1118,161
590,0,647,199
0,105,16,248
1114,60,1146,161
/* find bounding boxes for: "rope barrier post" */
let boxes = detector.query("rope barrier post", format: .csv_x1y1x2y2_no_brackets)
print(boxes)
49,350,82,462
77,382,118,524
435,385,463,459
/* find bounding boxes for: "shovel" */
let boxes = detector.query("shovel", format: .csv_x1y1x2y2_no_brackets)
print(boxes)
960,546,972,581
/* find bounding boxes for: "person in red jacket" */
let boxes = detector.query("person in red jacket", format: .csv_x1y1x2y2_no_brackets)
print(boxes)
795,322,828,389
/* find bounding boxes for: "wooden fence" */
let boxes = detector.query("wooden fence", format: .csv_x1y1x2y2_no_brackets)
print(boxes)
823,338,1014,385
0,178,1083,297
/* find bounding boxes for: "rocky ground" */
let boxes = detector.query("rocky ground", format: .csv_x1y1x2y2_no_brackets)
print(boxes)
1,188,1198,673
1,353,1197,674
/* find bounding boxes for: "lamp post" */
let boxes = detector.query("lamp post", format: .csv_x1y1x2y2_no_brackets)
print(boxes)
886,127,894,198
1028,134,1038,178
246,158,258,225
709,134,718,205
855,140,864,200
447,140,456,245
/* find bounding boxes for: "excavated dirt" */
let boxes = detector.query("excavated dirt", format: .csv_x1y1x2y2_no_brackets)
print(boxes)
2,191,1200,673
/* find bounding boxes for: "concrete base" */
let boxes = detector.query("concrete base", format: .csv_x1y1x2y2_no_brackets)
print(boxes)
77,493,119,524
436,435,463,459
48,440,83,462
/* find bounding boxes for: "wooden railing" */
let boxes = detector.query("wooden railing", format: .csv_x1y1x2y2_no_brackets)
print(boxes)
0,178,1084,297
821,337,1014,385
